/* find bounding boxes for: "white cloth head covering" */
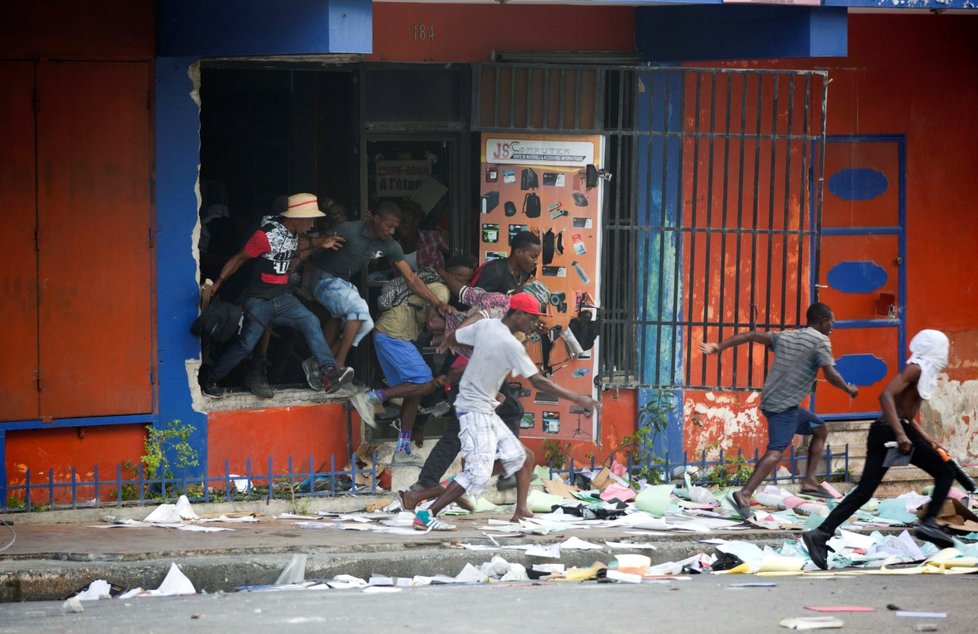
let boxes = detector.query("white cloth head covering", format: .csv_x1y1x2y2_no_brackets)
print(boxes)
907,329,949,400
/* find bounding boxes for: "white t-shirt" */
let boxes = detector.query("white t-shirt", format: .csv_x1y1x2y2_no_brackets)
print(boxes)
454,319,539,414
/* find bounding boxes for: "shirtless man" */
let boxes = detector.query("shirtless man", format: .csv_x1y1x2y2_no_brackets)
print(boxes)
398,292,599,530
801,329,955,569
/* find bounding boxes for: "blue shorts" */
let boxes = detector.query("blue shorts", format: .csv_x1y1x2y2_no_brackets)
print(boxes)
313,275,373,346
373,332,433,386
762,406,825,451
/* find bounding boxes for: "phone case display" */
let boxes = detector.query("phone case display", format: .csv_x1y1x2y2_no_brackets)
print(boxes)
480,134,604,442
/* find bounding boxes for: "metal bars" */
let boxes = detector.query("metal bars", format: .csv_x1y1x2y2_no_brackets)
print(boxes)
600,67,827,388
472,64,827,390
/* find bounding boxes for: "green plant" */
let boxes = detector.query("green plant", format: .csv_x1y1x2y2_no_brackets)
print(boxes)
701,441,753,487
612,388,676,486
110,460,140,501
141,420,199,482
542,440,572,470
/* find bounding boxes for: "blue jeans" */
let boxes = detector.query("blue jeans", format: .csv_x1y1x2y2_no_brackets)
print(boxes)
312,275,374,347
211,293,335,381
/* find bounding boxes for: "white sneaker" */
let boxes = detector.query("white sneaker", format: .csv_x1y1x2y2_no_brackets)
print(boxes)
349,391,378,428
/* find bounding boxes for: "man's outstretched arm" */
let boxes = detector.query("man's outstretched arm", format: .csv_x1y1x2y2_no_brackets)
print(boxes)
700,331,773,355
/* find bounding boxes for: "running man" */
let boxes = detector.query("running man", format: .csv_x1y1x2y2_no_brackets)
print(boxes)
700,302,858,518
802,330,955,569
398,292,599,530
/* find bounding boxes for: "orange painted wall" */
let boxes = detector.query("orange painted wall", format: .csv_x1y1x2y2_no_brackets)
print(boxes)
684,15,978,457
5,425,147,505
207,403,352,477
370,3,635,62
522,389,638,469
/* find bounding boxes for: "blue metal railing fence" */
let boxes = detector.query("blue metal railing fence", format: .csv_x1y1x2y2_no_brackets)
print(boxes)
2,452,378,513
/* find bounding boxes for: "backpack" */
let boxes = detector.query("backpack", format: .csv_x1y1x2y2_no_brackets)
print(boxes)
521,168,539,191
568,310,601,351
523,192,541,218
191,297,243,343
377,268,442,312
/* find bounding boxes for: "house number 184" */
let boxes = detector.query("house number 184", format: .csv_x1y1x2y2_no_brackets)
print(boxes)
413,23,435,41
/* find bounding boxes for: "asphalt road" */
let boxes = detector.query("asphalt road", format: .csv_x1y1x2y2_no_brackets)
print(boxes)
3,573,976,633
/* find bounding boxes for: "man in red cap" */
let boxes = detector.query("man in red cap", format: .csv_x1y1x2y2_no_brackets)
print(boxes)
399,292,599,531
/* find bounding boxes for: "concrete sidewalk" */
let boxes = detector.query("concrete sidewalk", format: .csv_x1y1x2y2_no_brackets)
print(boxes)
0,494,823,603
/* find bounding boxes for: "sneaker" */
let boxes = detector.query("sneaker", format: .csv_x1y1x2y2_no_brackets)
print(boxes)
322,366,354,394
496,474,517,491
801,529,833,570
302,357,323,392
413,509,456,532
914,519,955,550
243,359,274,399
201,381,224,398
349,391,379,428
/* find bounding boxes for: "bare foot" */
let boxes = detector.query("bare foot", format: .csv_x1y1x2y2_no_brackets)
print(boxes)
800,479,821,491
510,507,534,522
399,490,418,512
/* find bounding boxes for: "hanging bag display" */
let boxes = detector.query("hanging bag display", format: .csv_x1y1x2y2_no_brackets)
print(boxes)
523,192,541,218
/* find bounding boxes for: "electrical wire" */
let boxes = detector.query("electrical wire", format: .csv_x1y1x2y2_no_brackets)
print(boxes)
0,520,16,553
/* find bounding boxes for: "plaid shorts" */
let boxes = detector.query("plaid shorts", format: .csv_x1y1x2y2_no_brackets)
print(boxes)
453,411,526,496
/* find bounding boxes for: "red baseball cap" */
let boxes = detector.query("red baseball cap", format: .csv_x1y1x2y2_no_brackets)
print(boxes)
509,292,547,316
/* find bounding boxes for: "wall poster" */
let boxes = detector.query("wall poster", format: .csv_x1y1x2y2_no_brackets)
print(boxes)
479,134,604,442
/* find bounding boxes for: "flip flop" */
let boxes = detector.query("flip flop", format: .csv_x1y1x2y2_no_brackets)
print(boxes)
728,491,752,520
799,488,834,499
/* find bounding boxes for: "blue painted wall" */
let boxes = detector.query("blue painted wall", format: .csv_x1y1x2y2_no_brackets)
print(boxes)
155,57,209,479
158,0,372,57
634,69,686,463
636,6,847,61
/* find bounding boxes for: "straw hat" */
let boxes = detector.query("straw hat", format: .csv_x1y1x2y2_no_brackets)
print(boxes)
280,193,326,218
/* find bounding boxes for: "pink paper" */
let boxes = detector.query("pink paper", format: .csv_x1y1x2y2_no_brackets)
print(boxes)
600,483,636,502
946,487,966,501
783,495,806,510
820,482,843,499
610,460,627,477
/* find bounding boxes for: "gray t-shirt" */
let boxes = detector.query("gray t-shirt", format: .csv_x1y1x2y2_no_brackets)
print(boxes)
454,319,539,415
307,219,404,281
760,327,835,413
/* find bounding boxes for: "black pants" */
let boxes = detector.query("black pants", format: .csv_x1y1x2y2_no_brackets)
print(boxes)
820,418,953,534
417,382,522,489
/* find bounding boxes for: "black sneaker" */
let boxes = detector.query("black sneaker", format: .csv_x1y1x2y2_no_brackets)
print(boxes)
496,474,517,491
301,357,323,392
801,529,833,570
243,359,274,399
201,381,224,398
322,366,354,394
914,519,954,549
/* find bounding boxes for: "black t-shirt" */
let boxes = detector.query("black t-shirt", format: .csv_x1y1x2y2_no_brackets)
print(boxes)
243,217,297,300
471,257,529,294
307,219,405,281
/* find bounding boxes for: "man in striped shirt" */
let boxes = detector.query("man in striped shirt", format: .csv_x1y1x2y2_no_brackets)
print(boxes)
700,302,858,519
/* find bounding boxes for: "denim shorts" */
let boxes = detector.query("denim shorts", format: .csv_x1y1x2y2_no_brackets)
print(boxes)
373,332,433,385
762,406,825,451
312,275,373,346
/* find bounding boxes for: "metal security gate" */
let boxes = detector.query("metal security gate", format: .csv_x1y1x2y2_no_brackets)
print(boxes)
472,64,828,390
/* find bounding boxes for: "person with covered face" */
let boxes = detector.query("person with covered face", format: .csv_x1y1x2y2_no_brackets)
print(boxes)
802,330,955,569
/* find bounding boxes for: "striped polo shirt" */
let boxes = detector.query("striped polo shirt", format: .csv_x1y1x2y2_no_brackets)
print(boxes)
760,327,836,413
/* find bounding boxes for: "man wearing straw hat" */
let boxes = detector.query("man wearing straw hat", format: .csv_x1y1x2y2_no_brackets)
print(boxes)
199,193,350,397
